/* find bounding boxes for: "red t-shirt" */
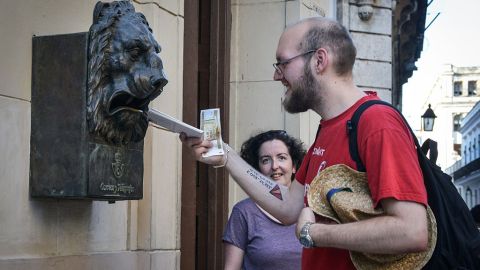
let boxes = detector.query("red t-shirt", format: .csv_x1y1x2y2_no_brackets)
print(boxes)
296,92,427,270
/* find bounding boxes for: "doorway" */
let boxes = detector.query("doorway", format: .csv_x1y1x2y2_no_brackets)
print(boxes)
181,0,231,269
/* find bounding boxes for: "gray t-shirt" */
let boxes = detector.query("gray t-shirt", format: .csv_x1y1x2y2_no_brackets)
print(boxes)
223,198,302,270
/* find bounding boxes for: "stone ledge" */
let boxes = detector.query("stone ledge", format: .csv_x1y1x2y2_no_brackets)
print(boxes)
0,250,180,270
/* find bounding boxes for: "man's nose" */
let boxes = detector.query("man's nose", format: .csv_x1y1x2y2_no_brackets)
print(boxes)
273,70,283,81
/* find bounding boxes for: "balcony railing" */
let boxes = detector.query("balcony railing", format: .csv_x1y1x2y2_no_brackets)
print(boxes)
445,160,462,175
451,157,480,181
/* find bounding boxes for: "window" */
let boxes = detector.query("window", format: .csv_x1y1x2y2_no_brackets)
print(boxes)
454,143,461,155
467,187,473,208
468,81,477,96
453,114,463,132
469,142,472,163
454,81,463,96
475,189,479,206
474,138,477,160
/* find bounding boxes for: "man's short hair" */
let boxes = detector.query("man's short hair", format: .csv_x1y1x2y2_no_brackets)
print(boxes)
297,17,357,76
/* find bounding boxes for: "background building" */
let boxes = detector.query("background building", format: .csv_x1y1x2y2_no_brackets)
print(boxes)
0,0,427,269
447,101,480,208
416,65,480,170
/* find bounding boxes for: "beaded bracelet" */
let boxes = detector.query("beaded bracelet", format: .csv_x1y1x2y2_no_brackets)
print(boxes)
213,148,230,168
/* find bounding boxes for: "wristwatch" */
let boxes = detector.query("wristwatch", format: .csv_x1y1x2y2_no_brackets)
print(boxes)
299,221,315,248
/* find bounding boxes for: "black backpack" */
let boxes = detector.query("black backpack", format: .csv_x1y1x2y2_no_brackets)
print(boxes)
347,99,480,270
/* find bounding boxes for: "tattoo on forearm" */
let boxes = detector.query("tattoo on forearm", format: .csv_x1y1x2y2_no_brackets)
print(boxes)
246,168,283,200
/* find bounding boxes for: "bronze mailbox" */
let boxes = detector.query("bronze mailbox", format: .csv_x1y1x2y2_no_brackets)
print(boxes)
30,1,167,201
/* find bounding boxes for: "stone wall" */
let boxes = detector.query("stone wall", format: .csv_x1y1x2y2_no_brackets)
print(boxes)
0,1,184,269
344,0,394,102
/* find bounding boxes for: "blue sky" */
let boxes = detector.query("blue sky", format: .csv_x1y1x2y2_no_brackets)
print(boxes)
402,0,480,128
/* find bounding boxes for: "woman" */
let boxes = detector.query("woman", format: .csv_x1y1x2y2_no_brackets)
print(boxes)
223,130,306,270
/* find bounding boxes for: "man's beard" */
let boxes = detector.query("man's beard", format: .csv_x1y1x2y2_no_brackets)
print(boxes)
282,64,319,113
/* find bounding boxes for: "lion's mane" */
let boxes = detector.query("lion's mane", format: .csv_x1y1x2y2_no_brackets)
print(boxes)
87,1,154,145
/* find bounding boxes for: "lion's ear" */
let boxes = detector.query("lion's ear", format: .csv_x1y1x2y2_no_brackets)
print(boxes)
93,1,106,24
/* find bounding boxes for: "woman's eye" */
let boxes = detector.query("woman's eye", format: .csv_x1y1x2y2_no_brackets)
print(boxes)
260,158,270,164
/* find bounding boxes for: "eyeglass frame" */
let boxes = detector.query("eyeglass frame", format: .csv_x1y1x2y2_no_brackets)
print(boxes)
273,49,318,75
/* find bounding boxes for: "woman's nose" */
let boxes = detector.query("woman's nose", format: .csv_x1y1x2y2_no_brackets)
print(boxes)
271,159,280,170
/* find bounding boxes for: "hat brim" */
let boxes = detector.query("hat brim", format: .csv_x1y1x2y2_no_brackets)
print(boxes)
307,164,437,270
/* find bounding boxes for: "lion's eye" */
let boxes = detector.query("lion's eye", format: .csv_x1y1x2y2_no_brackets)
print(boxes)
126,47,143,60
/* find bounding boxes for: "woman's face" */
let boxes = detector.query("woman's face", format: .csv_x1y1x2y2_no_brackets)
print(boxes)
258,139,295,187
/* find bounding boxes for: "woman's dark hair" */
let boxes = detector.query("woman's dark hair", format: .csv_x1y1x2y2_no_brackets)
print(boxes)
240,130,306,179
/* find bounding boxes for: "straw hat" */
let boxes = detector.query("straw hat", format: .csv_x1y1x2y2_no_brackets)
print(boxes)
307,164,437,270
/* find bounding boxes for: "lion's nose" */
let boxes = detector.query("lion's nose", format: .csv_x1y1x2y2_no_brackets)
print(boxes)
148,72,168,101
151,72,168,89
149,54,164,69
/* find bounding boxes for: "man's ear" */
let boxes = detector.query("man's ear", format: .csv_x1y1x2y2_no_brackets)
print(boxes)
313,48,328,73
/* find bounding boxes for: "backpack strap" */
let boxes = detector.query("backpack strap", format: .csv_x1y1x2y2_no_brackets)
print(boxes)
347,99,429,171
347,100,392,171
421,138,438,164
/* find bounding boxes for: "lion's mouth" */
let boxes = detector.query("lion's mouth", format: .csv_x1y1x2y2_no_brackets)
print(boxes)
107,91,150,116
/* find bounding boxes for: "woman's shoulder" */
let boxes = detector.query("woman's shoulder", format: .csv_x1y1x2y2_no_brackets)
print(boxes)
232,198,256,210
230,198,262,221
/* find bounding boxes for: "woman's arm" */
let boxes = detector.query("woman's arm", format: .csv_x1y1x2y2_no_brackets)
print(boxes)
224,243,244,270
180,136,305,224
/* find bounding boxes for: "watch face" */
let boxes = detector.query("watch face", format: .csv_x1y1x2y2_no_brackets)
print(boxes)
300,235,313,248
299,222,314,248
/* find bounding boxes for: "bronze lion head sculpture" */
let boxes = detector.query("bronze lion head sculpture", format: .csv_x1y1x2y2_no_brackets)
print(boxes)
87,1,167,145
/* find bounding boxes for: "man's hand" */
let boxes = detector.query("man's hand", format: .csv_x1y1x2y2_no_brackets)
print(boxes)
179,132,226,167
296,207,316,238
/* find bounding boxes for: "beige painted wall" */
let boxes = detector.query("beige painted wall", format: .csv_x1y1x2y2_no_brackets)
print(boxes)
0,1,183,269
228,0,334,211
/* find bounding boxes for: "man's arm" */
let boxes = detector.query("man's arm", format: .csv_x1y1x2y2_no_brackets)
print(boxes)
181,135,305,225
297,198,429,254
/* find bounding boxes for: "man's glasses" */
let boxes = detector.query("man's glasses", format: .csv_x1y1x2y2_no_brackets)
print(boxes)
273,49,317,75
